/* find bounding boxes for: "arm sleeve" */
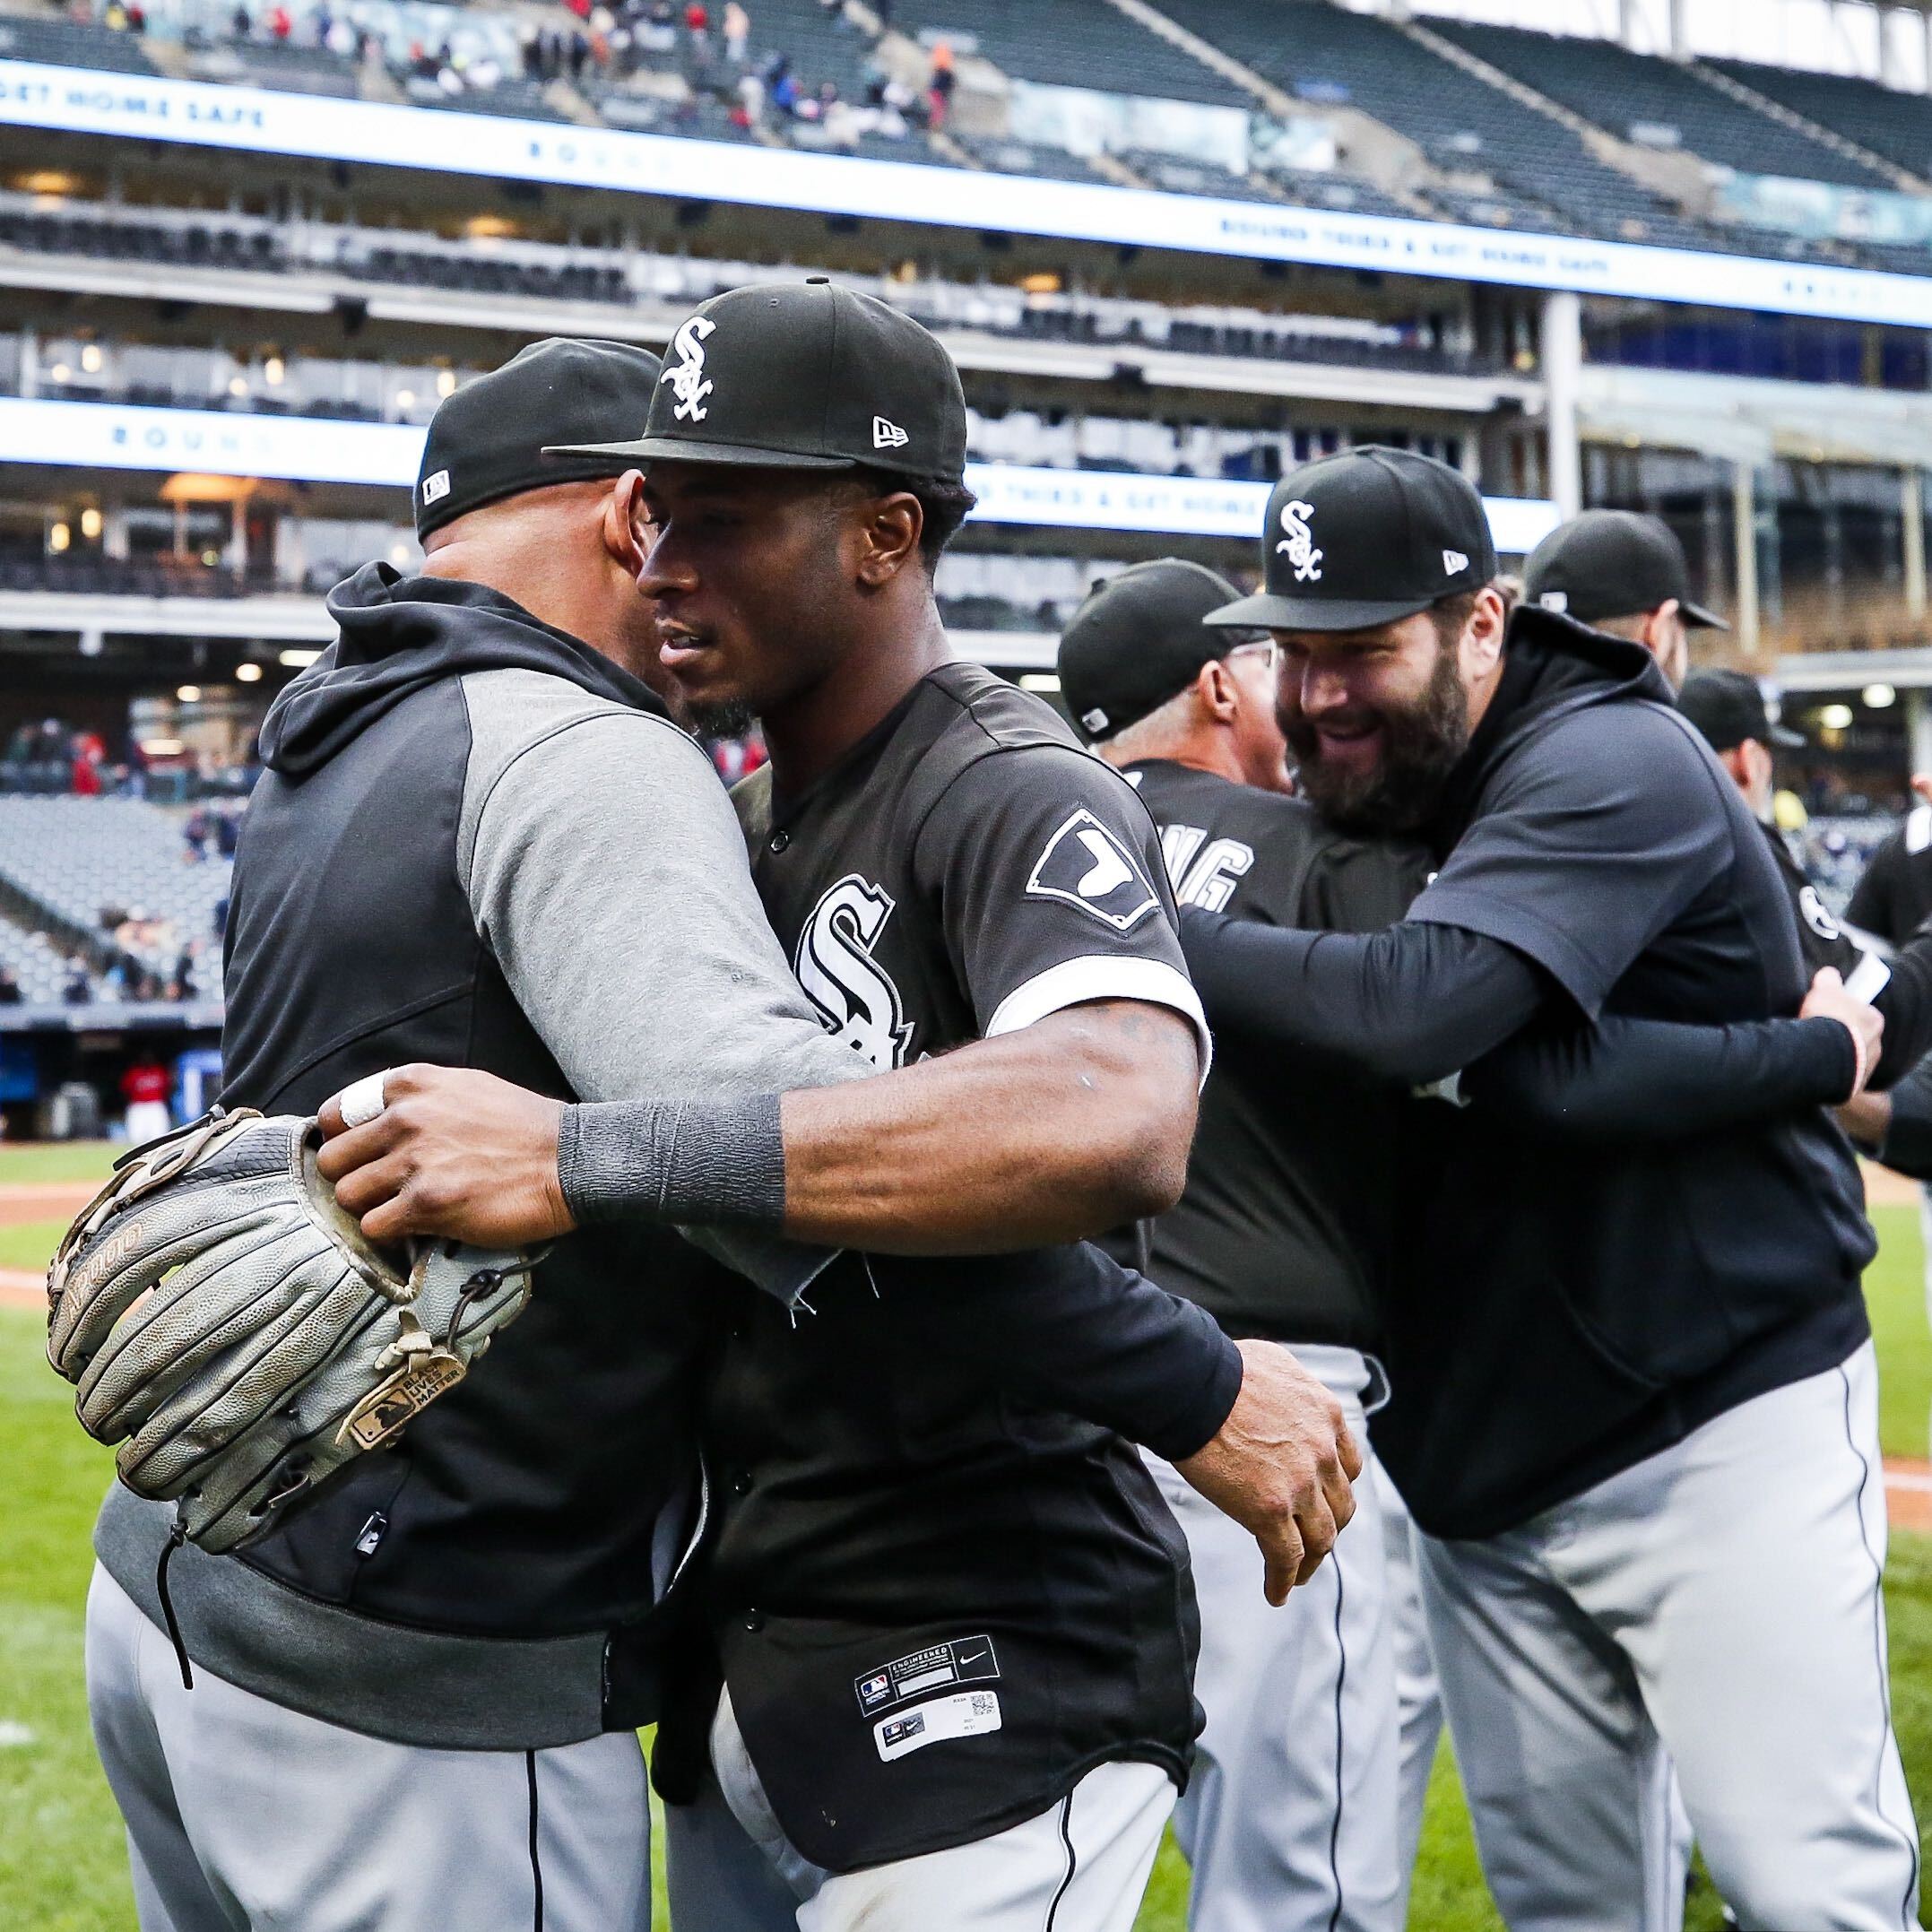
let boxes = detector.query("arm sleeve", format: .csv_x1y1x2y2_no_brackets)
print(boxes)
1178,909,1546,1085
459,685,869,1298
1407,706,1734,1018
871,1244,1243,1463
1881,1055,1932,1181
911,743,1208,1062
1871,918,1932,1087
1460,1012,1857,1142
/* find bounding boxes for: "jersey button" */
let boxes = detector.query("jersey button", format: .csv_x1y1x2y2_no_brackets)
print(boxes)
768,829,790,854
743,1607,765,1632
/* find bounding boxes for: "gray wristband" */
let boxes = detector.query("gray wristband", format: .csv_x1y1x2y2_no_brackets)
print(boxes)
559,1096,787,1228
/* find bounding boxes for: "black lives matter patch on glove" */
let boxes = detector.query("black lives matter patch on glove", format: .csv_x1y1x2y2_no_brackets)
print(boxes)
853,1635,1001,1717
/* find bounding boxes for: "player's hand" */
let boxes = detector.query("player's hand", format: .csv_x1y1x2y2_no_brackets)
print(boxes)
1175,1339,1362,1607
1800,967,1884,1099
1911,774,1932,808
316,1065,575,1247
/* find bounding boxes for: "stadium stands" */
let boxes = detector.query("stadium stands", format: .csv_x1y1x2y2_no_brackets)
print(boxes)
0,799,231,982
0,906,73,1005
0,11,157,72
1433,20,1889,192
1709,58,1932,184
888,0,1249,108
1152,0,1711,248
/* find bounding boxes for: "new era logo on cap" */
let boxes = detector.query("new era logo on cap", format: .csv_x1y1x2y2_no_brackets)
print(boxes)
420,469,451,507
873,416,908,451
1443,549,1468,576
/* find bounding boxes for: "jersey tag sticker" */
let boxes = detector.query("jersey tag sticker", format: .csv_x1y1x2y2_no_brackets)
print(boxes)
1026,809,1161,931
853,1635,1000,1715
875,1691,1001,1762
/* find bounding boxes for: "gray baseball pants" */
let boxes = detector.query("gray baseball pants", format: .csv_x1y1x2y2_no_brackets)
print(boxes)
1416,1340,1920,1932
86,1566,654,1932
1146,1347,1401,1932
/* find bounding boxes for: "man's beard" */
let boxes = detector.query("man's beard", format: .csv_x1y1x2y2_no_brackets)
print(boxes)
663,685,756,741
1285,645,1471,836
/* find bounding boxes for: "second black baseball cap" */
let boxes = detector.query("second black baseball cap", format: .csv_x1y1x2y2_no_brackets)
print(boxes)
1677,669,1804,752
1524,510,1728,630
1058,559,1259,744
414,338,663,541
546,277,968,485
1207,446,1498,632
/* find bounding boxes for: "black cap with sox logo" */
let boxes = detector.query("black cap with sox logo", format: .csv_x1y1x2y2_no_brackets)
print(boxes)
545,277,969,487
1206,446,1498,634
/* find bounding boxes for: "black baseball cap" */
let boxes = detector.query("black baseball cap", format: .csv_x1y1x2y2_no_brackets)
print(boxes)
413,338,664,541
1524,510,1728,631
1677,669,1803,752
1207,446,1498,633
546,277,968,486
1057,559,1261,744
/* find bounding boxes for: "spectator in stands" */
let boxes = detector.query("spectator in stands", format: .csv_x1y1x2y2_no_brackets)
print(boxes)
723,0,748,62
928,37,956,126
72,738,102,798
169,942,200,1003
62,957,94,1007
213,895,230,944
0,968,21,1006
120,1053,172,1146
182,806,211,862
214,806,240,858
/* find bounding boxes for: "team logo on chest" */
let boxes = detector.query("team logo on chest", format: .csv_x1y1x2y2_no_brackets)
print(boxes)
660,316,717,423
1027,809,1161,931
794,874,914,1070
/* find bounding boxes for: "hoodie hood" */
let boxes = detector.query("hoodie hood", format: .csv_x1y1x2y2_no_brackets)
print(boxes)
1428,602,1672,854
260,561,666,778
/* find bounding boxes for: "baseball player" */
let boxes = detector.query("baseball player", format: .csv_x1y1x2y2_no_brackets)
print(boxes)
1178,446,1916,1932
88,338,1347,1932
316,280,1362,1932
1058,557,1426,1932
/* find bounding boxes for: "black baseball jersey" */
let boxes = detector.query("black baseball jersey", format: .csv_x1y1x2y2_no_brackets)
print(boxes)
704,661,1211,1873
1116,760,1428,1350
1846,803,1932,947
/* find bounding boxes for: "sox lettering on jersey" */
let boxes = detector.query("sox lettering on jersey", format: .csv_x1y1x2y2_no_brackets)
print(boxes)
660,315,717,423
794,873,914,1070
1275,498,1321,583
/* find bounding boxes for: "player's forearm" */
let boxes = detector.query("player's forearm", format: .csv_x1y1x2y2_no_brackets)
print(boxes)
562,1001,1200,1253
1178,908,1543,1085
1462,1014,1857,1142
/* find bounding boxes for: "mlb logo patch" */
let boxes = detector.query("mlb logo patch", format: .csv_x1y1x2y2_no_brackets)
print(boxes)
420,469,452,507
857,1671,893,1712
1027,809,1161,932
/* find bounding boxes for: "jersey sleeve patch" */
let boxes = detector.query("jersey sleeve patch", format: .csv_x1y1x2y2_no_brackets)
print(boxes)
1025,808,1162,932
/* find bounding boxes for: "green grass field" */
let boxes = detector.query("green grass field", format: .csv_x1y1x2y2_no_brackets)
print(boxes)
4,1140,1931,1930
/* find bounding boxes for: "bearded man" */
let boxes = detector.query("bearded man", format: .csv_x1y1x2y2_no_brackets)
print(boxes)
1178,446,1917,1932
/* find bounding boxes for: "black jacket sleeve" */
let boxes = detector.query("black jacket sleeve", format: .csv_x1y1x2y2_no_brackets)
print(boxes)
1460,1013,1857,1143
869,1245,1243,1463
1876,1048,1932,1182
1871,918,1932,1088
1178,906,1546,1085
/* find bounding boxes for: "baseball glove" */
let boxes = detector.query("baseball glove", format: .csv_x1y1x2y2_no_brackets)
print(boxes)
48,1108,539,1553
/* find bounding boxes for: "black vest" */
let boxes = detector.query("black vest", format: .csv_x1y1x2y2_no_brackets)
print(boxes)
221,656,713,1722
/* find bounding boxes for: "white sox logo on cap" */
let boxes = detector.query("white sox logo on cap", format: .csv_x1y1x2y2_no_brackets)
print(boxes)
1276,499,1322,584
661,316,717,423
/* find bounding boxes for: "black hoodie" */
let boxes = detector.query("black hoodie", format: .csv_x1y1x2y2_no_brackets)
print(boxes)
95,564,723,1747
